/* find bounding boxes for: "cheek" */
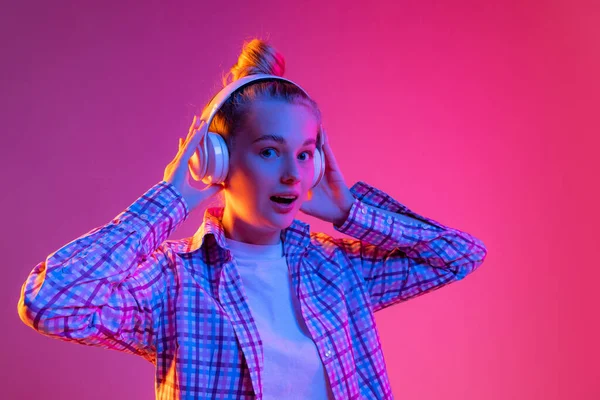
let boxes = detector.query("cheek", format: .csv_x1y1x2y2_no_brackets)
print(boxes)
226,159,269,198
303,163,315,185
242,160,279,185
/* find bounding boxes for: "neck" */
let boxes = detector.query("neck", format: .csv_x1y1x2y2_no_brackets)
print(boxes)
221,208,282,245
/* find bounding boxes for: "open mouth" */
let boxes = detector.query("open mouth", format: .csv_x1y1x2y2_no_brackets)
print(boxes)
270,195,298,205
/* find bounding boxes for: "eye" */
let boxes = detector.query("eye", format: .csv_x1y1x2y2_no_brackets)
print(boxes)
260,148,277,158
299,151,314,161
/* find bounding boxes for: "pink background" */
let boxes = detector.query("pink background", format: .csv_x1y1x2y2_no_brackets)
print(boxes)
2,0,597,399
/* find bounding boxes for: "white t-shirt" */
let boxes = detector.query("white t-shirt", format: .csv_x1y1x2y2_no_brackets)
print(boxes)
224,237,334,400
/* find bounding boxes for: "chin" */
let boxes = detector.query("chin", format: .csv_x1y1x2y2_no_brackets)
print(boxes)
268,210,296,225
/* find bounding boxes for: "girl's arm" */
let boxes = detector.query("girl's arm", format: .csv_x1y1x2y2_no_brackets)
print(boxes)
331,180,488,312
17,181,189,362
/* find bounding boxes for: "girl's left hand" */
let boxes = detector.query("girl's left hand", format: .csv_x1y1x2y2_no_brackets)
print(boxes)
299,129,355,226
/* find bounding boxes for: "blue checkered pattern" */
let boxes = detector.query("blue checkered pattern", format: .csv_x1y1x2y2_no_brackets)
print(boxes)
18,180,487,399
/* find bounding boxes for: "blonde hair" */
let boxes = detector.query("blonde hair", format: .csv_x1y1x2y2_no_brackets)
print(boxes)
202,38,322,151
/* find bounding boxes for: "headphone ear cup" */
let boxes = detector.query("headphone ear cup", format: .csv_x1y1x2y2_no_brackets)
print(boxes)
188,129,208,182
311,127,327,188
312,147,325,188
202,132,229,185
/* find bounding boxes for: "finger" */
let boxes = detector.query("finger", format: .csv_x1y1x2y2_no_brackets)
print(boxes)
182,119,207,160
322,137,340,171
321,129,336,162
174,138,184,158
188,114,203,133
183,116,203,146
321,128,329,146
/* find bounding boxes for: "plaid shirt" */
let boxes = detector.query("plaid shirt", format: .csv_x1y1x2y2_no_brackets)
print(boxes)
18,180,487,399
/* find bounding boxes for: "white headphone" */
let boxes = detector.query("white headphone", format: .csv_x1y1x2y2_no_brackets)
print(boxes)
188,74,326,189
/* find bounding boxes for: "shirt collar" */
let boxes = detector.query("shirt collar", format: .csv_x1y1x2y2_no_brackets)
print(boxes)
169,207,311,257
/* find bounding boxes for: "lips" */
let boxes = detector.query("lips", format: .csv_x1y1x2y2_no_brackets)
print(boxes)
270,195,297,204
270,191,299,205
270,192,299,198
270,196,297,213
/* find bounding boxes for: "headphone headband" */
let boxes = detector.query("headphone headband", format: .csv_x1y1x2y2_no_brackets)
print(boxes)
200,74,316,129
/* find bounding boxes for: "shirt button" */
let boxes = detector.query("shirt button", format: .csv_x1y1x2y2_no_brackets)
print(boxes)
325,349,332,357
140,214,148,221
386,216,393,225
360,206,367,215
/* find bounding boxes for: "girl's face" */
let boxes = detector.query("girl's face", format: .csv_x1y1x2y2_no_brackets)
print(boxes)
221,98,319,245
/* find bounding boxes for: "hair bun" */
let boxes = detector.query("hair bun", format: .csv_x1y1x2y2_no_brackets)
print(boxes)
222,38,285,86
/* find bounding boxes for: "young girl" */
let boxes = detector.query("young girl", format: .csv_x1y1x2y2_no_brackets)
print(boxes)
18,39,488,400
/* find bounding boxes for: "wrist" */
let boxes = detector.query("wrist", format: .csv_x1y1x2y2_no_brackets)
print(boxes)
334,194,355,227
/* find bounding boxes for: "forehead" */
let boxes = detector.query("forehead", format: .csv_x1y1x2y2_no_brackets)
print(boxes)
242,99,318,142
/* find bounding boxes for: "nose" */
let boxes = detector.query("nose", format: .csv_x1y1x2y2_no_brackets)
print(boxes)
280,157,301,184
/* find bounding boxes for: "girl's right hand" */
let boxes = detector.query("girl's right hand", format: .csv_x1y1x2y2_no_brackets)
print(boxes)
162,116,224,213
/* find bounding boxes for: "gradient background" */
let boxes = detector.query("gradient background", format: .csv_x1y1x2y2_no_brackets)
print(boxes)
1,0,597,399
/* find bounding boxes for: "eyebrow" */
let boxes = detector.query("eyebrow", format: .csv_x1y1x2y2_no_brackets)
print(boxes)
252,134,316,146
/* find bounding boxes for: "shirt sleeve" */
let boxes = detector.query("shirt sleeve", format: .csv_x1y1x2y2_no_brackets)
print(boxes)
17,181,189,362
333,181,488,312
